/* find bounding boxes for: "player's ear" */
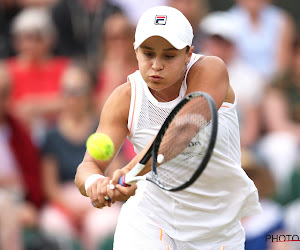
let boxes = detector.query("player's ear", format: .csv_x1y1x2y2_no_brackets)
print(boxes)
187,46,194,63
133,42,139,58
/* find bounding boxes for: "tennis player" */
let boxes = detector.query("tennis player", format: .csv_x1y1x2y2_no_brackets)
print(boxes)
75,6,262,250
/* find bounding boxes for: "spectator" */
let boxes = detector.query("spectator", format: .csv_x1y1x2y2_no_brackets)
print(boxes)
229,0,296,80
39,63,123,250
51,0,122,68
200,11,265,148
241,149,289,250
262,35,300,143
259,34,300,198
96,12,137,111
167,0,209,53
6,7,70,144
0,0,56,59
0,63,44,248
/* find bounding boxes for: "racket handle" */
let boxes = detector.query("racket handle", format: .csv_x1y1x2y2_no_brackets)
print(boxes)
118,175,130,187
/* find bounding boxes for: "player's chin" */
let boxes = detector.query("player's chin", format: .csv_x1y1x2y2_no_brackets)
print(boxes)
147,82,166,92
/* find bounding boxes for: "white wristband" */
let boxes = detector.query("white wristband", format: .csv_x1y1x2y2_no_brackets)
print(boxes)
85,174,105,192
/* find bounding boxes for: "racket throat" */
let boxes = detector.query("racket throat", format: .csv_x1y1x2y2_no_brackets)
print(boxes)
125,175,147,184
125,162,148,184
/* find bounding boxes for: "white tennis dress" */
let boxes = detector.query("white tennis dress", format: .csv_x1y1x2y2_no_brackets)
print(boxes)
113,53,262,250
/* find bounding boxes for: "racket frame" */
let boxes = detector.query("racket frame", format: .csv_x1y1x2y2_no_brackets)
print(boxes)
151,92,218,191
119,92,218,191
118,145,154,186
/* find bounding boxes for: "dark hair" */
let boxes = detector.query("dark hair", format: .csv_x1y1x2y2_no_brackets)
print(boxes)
293,35,300,52
186,46,190,53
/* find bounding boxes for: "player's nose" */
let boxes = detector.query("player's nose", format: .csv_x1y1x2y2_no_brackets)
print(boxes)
152,58,163,71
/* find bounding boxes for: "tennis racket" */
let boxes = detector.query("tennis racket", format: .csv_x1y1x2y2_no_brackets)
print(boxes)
118,91,218,191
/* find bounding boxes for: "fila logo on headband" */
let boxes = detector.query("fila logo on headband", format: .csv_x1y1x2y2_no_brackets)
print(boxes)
155,15,167,25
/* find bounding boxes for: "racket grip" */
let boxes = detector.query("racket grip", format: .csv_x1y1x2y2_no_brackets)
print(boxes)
118,176,130,187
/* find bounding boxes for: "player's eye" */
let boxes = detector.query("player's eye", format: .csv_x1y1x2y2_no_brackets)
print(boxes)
144,52,154,57
164,54,175,59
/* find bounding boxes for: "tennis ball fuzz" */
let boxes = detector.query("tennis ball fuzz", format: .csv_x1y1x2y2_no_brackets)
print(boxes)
86,133,114,161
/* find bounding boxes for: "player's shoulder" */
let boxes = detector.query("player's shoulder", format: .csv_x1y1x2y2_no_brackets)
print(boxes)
188,55,228,81
193,55,227,72
111,81,131,100
102,81,131,112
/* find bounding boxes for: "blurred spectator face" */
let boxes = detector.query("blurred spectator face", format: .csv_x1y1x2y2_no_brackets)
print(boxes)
11,7,56,60
14,31,53,59
203,35,235,63
102,13,134,59
79,0,104,11
61,66,93,116
168,0,207,27
200,12,237,63
237,0,270,14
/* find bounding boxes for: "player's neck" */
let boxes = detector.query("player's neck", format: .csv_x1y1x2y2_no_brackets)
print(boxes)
150,86,180,102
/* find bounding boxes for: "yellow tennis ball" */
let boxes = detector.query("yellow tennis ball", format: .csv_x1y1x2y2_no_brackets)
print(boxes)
86,133,114,161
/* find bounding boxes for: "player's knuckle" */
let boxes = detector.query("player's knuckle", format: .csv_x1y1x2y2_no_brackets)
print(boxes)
96,183,101,193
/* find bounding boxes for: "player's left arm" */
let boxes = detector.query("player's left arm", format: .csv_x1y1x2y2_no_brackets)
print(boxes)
186,56,233,109
75,83,131,198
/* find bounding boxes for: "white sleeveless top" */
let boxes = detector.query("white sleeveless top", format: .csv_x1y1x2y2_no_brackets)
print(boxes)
125,53,262,241
229,5,284,78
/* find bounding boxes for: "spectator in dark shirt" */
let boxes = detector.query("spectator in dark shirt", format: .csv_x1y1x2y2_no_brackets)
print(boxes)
39,62,123,250
51,0,122,68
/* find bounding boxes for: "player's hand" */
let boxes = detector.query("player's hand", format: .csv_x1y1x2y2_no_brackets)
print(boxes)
86,177,112,208
107,169,137,202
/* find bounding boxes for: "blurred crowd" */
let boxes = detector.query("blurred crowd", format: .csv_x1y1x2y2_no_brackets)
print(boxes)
0,0,299,250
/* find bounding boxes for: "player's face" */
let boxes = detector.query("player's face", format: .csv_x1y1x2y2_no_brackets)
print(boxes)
135,36,193,96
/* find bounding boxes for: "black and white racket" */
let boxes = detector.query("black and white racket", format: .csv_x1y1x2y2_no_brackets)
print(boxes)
118,91,218,191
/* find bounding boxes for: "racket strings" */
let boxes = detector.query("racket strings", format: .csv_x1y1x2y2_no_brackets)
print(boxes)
156,96,211,189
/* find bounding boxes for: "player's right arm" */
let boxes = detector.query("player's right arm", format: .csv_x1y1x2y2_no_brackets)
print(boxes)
74,81,134,206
